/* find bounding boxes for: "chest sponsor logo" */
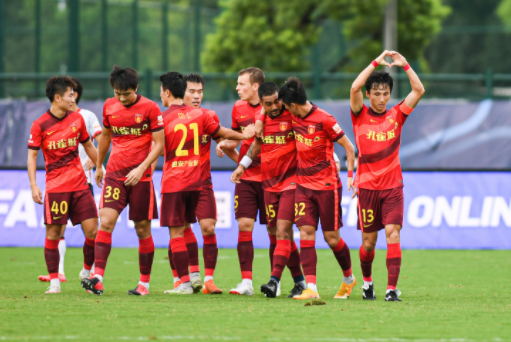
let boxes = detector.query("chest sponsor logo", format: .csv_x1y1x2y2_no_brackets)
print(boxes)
366,129,396,142
280,122,288,132
135,113,143,124
308,125,316,134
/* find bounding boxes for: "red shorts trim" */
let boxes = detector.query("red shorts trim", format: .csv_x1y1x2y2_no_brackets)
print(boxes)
160,191,200,227
357,187,404,233
99,178,158,221
44,189,98,225
294,184,343,231
234,179,267,224
263,189,295,227
196,187,217,221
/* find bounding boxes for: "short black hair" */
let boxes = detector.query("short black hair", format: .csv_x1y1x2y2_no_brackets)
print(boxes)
46,76,77,103
278,77,307,105
364,71,393,94
258,82,279,100
184,73,205,87
239,67,265,85
109,65,139,91
71,77,83,105
159,72,186,99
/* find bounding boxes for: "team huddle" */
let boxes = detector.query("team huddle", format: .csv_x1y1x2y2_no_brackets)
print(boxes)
28,50,425,301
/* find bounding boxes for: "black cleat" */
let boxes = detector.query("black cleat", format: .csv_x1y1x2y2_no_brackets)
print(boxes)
385,289,402,301
287,283,306,298
362,283,376,300
81,276,103,296
260,279,279,298
127,284,149,296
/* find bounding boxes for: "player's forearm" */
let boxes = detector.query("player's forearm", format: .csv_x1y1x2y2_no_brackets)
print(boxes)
27,151,38,186
83,141,98,165
351,63,375,94
224,148,239,163
140,136,164,172
218,128,247,141
96,135,110,168
337,136,355,171
94,134,101,145
247,139,262,160
406,68,425,98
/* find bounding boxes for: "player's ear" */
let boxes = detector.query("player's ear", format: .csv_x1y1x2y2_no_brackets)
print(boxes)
365,90,370,98
134,85,139,93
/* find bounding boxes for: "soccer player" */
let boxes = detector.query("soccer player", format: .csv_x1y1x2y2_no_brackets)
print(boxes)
158,72,255,295
350,51,425,301
81,66,164,296
28,76,99,294
231,82,306,298
216,67,271,296
275,77,356,300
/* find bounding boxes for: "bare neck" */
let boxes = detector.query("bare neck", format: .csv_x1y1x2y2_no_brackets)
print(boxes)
297,101,313,118
49,104,67,118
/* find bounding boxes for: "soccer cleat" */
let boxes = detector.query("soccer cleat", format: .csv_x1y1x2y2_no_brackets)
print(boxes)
202,280,223,294
334,275,357,299
79,269,91,281
173,280,182,289
45,285,62,294
81,276,103,296
127,284,149,296
39,273,66,283
362,283,376,300
260,279,279,298
385,289,402,302
229,282,254,296
164,284,193,295
293,287,320,300
287,283,306,298
191,273,203,294
58,273,66,282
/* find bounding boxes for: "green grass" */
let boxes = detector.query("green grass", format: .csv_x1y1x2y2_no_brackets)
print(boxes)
1,247,510,342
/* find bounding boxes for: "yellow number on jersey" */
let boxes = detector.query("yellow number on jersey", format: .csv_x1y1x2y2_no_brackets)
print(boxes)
362,209,374,223
295,202,306,216
175,123,200,157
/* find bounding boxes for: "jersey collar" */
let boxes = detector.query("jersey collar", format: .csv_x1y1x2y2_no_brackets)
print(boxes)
367,106,388,117
301,104,318,120
47,109,69,121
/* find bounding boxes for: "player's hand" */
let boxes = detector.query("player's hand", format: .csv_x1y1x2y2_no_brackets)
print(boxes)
231,165,245,184
242,124,256,139
216,140,227,158
31,184,43,204
347,177,357,199
95,166,104,188
124,166,144,187
388,51,408,68
255,120,264,138
375,50,392,68
83,158,95,171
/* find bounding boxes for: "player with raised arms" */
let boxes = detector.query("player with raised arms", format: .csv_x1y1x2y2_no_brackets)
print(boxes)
350,51,425,301
81,66,165,296
158,72,255,295
28,76,99,294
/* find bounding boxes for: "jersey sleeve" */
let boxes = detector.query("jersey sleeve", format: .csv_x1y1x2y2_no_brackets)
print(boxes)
324,115,345,142
397,100,413,123
231,106,240,131
350,104,367,124
203,111,221,137
209,111,221,140
102,103,111,129
90,112,102,139
28,122,42,150
149,103,164,132
79,116,91,144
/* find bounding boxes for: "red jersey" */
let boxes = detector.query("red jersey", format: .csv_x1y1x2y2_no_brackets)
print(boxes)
231,100,262,182
351,100,412,190
102,94,163,181
28,110,90,193
292,105,344,191
199,109,221,189
161,104,221,193
260,110,297,192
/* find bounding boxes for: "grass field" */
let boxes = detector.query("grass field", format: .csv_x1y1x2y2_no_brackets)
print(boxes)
1,247,510,342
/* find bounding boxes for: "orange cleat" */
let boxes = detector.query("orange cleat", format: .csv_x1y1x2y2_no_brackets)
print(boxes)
38,275,50,282
174,280,182,289
202,280,223,294
334,275,357,299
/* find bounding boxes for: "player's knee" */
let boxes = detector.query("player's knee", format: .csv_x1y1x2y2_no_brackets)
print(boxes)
46,230,60,240
385,225,401,243
238,219,254,232
201,224,215,236
99,217,116,231
362,240,376,252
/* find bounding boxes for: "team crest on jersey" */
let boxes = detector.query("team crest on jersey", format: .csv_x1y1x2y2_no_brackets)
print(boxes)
280,122,288,132
135,113,143,124
308,125,316,134
71,123,77,133
388,118,395,123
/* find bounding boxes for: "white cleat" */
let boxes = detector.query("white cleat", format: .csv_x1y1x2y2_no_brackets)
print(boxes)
45,285,62,294
229,282,254,296
164,284,194,295
190,273,203,293
79,269,91,281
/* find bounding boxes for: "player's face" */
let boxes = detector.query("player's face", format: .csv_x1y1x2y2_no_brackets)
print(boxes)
366,84,391,113
114,87,138,106
261,93,282,117
160,85,170,107
236,73,256,101
283,102,299,117
55,87,75,111
184,82,203,108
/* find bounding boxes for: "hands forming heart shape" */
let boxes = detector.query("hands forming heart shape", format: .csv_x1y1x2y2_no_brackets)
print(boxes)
375,50,408,68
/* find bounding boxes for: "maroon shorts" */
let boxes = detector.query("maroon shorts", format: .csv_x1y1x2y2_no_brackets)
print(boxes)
99,178,158,221
44,189,98,225
357,187,404,233
196,187,217,221
263,189,295,227
160,191,200,227
234,179,267,224
294,184,343,231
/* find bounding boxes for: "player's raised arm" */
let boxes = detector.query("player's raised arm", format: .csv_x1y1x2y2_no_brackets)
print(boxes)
388,51,425,109
336,135,356,198
95,126,111,187
230,138,262,183
350,50,391,114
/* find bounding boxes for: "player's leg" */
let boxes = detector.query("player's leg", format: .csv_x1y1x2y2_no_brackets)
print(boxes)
38,224,66,282
166,225,194,294
44,224,64,294
200,218,222,294
360,231,378,300
167,244,181,288
267,225,277,274
183,222,201,292
80,217,98,281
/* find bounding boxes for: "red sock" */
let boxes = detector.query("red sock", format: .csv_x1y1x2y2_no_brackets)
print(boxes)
269,234,277,270
359,245,375,282
139,236,154,283
287,240,303,279
300,239,317,284
386,243,402,290
237,231,253,280
167,246,178,278
94,230,112,277
184,227,199,273
170,237,190,283
44,238,60,279
331,238,352,277
271,240,291,281
83,237,95,270
203,234,218,277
